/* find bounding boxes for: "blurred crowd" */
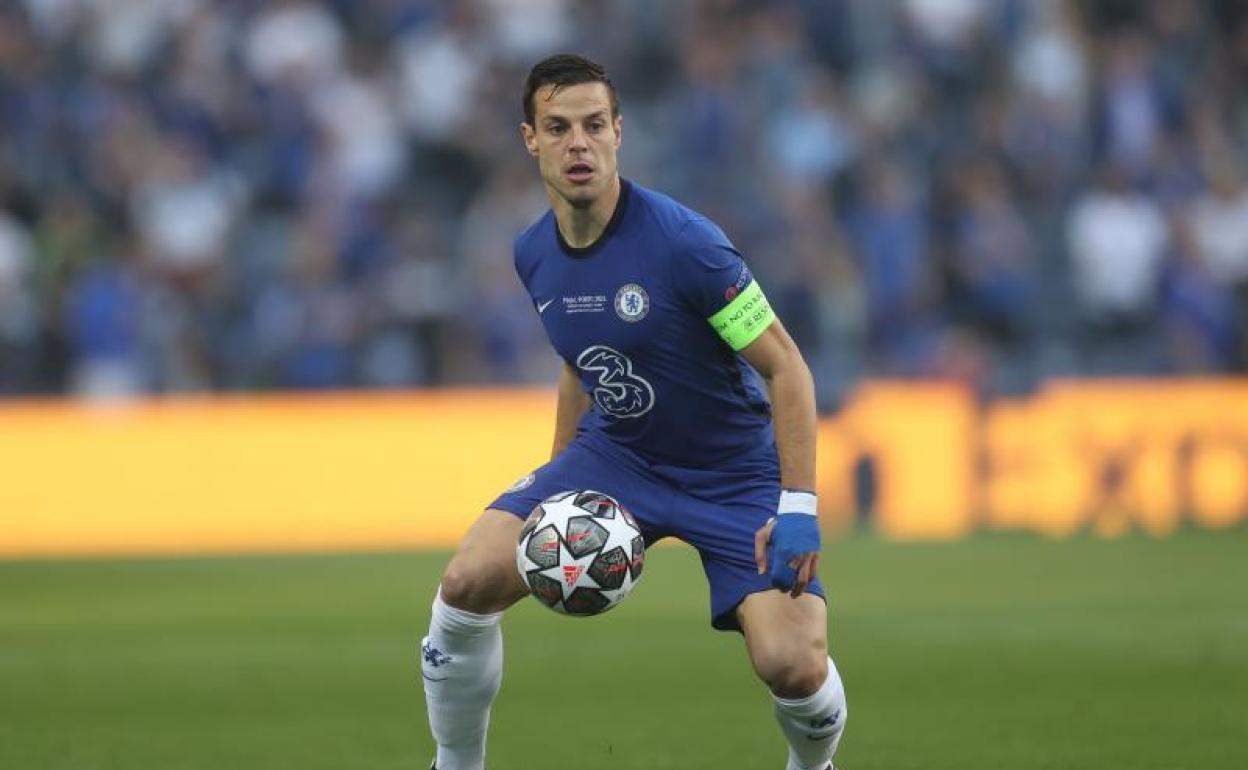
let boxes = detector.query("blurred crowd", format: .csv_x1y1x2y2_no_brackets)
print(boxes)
3,0,1248,407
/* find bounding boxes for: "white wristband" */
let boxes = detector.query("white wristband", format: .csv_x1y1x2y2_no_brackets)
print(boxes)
778,490,817,516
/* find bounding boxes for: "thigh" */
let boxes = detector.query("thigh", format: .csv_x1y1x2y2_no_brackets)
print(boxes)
737,591,829,695
738,590,828,656
440,508,530,613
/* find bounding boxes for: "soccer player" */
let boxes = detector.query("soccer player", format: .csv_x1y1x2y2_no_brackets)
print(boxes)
420,54,847,770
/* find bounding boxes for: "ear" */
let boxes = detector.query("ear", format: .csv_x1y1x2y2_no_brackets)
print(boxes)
613,114,623,151
520,122,539,157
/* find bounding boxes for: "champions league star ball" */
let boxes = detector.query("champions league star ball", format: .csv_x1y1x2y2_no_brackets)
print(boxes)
516,490,645,616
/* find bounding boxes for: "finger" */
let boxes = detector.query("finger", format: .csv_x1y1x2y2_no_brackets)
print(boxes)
788,555,804,598
796,554,821,597
790,554,815,598
754,521,772,575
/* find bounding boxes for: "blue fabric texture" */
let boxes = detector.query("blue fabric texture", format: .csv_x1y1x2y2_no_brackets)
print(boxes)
767,513,821,591
491,433,824,632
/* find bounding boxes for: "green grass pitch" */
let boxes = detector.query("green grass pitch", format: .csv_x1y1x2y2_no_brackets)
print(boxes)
2,530,1245,769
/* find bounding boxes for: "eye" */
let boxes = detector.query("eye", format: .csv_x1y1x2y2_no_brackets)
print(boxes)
547,124,566,136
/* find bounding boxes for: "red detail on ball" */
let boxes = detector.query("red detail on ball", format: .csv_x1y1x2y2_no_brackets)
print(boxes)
725,286,738,301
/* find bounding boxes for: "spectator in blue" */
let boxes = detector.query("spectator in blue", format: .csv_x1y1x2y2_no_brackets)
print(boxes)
843,157,937,375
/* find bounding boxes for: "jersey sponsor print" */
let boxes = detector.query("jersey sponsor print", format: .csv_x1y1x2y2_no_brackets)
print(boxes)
514,179,777,466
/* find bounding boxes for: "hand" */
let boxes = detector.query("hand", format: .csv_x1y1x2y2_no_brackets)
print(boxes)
754,514,821,598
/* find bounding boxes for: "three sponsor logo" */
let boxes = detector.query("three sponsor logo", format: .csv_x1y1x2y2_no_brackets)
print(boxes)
576,345,655,419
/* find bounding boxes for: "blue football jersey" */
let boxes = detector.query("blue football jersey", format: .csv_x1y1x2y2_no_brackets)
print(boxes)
514,180,777,468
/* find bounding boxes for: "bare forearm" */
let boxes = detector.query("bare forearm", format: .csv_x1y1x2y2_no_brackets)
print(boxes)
551,404,587,458
764,357,817,492
552,367,591,459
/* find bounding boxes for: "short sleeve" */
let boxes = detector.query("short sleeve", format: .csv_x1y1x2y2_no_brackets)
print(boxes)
670,217,775,351
514,235,535,296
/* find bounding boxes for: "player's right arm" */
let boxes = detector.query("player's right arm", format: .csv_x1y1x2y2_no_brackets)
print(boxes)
551,361,591,459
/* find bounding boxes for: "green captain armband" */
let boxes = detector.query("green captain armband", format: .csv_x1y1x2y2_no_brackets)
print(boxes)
707,279,775,351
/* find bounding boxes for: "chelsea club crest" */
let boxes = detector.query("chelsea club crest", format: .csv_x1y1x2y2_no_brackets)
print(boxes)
614,283,649,322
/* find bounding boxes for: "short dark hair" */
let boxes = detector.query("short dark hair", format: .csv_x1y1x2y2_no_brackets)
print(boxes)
522,54,619,126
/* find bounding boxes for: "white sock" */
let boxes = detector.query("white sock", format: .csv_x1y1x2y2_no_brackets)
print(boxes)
773,656,847,770
421,590,503,770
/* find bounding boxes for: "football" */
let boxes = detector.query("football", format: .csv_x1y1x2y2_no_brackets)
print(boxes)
515,490,646,616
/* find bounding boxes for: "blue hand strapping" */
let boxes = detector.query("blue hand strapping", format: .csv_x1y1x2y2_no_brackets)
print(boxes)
768,513,821,591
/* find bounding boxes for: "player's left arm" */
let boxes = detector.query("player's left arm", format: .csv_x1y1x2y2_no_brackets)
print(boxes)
740,318,821,598
675,216,820,596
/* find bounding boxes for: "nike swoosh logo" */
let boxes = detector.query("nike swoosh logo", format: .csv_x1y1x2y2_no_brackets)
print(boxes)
537,299,554,314
805,732,837,741
421,673,448,682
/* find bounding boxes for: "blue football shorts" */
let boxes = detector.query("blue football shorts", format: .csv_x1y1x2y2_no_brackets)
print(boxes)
489,433,826,632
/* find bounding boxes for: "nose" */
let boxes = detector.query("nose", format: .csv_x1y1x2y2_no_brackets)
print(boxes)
568,124,590,151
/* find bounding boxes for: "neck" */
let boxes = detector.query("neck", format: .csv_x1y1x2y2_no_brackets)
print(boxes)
551,175,622,249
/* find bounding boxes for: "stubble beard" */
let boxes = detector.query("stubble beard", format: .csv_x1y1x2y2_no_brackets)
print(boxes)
556,177,600,210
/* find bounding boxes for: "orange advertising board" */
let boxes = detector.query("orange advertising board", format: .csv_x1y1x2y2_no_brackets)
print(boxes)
0,391,554,557
1,382,1245,557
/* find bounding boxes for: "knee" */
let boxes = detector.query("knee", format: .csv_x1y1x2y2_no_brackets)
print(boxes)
440,556,518,613
753,645,828,698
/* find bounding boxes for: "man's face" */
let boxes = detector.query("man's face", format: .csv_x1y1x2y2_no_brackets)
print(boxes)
521,82,621,209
